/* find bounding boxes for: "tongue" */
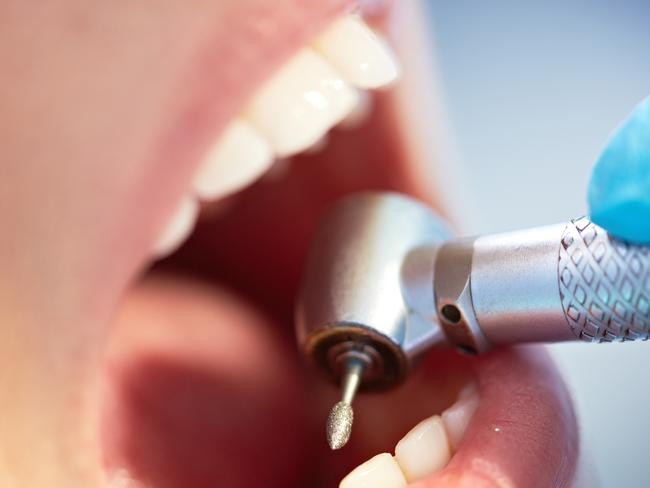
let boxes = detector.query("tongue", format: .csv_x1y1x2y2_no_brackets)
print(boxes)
102,273,306,487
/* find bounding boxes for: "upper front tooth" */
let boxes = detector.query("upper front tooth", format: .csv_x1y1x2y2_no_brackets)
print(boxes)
394,415,451,482
314,15,400,89
192,118,273,201
339,89,373,130
340,453,407,488
153,196,199,258
244,48,359,157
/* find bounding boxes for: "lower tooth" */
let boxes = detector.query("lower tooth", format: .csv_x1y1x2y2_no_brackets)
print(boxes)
153,196,199,258
457,382,478,401
340,453,407,488
442,385,479,453
394,415,451,482
340,384,479,486
192,118,273,201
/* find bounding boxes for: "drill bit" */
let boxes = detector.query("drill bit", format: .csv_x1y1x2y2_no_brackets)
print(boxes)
326,359,364,450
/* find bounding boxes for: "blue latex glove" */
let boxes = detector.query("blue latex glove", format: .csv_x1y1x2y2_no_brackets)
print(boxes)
588,97,650,244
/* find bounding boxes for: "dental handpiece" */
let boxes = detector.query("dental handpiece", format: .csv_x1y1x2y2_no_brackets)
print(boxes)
295,192,650,449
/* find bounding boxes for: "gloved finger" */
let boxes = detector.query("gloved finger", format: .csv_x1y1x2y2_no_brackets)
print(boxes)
588,97,650,244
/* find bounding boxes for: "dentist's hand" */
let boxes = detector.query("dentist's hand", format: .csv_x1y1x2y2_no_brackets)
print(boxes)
589,97,650,243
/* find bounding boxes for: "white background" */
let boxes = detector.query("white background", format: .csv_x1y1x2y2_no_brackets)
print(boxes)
426,1,650,486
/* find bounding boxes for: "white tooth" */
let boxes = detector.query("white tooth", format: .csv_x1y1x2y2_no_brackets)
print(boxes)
457,382,478,401
340,453,407,488
314,15,400,89
394,415,451,482
193,119,273,201
442,386,479,453
245,48,359,157
302,133,329,155
339,89,373,130
153,196,199,258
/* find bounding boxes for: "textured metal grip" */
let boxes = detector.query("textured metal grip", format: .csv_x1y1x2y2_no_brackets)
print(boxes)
559,217,650,342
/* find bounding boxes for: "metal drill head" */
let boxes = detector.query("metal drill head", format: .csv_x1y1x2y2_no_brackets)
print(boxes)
295,192,451,391
326,401,354,450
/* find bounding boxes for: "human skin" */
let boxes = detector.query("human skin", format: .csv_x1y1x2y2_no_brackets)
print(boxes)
0,1,578,486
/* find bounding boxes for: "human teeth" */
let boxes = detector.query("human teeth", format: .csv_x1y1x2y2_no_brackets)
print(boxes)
302,133,330,155
340,384,479,487
153,196,199,257
339,90,373,130
314,15,400,89
457,382,478,401
394,415,451,482
152,15,400,262
187,15,397,209
244,48,359,157
340,453,407,488
192,119,273,201
442,384,479,452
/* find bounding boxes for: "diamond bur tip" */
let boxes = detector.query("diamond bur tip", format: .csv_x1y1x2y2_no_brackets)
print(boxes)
326,401,354,450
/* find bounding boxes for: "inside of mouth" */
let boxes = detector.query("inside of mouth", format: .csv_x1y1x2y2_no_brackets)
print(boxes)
100,91,469,487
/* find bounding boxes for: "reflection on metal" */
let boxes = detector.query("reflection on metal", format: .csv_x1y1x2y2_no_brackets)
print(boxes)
296,192,650,449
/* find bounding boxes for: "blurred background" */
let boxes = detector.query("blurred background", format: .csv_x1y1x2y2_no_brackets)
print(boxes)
424,1,650,486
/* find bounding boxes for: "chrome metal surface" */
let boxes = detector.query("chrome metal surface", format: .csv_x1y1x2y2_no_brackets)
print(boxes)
559,217,650,342
297,192,650,398
295,192,451,390
341,359,364,404
469,223,574,345
401,245,451,356
434,238,491,354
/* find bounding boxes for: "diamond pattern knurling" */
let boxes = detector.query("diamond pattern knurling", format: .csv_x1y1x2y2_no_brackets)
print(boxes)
559,217,650,342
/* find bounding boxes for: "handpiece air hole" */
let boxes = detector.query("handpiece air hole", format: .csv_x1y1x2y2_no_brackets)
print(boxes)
441,304,462,324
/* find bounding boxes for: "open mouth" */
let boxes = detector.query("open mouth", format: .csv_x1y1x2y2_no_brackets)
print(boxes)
75,2,582,487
